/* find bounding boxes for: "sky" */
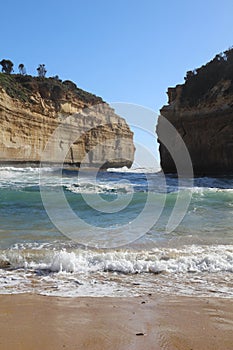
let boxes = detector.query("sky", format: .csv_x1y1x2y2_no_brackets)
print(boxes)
1,0,233,168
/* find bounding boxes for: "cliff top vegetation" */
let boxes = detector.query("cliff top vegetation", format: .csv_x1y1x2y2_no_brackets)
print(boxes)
180,47,233,107
0,60,102,106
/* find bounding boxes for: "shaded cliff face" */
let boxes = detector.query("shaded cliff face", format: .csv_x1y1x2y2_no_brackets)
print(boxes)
157,48,233,176
0,74,134,168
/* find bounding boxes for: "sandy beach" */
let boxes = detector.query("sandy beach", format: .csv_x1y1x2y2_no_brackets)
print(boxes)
0,294,232,350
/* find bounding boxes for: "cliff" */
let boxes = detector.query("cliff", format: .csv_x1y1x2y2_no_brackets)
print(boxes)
157,48,233,176
0,74,134,168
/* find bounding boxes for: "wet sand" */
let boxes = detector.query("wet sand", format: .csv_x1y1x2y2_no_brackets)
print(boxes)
0,294,232,350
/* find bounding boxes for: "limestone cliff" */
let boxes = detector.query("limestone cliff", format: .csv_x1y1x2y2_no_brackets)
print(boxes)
157,48,233,176
0,74,134,168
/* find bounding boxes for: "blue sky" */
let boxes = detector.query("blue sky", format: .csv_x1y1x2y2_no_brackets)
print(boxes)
1,0,233,167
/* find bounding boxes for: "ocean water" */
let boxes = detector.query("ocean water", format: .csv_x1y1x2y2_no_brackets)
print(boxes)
0,165,233,298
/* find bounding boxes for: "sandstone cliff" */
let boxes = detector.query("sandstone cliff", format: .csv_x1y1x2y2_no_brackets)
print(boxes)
157,48,233,176
0,74,134,168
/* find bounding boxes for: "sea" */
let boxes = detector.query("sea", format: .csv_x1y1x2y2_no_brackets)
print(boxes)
0,165,233,298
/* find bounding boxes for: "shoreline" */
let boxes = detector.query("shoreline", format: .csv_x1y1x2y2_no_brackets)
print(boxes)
0,294,233,350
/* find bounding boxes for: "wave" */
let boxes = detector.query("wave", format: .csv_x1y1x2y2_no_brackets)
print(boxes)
65,182,134,195
107,166,160,174
0,166,233,194
188,186,233,194
1,244,233,297
2,245,233,275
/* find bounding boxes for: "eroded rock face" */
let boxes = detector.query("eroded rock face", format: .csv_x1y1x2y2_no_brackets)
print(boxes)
0,76,134,168
157,49,233,176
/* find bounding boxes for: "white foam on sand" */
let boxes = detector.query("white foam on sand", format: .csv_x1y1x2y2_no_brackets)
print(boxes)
0,245,233,298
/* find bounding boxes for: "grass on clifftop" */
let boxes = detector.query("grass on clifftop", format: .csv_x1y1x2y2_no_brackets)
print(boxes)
0,73,103,105
0,73,30,102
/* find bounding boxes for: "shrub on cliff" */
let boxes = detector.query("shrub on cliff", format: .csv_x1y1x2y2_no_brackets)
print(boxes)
181,47,233,106
0,73,103,106
62,80,77,90
0,73,29,101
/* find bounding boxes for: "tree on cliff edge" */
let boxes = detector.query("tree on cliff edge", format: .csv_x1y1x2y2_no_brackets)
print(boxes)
18,63,26,75
37,64,47,78
0,59,14,74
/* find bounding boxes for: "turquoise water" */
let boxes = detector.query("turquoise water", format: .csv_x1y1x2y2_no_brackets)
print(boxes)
0,166,233,297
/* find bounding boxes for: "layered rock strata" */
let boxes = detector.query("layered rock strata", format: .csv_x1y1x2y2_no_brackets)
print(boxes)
0,75,134,168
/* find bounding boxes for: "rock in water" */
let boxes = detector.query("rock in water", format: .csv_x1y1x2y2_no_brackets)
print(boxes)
0,260,11,268
157,48,233,176
0,75,134,168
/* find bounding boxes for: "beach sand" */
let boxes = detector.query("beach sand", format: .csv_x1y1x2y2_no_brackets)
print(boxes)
0,294,232,350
